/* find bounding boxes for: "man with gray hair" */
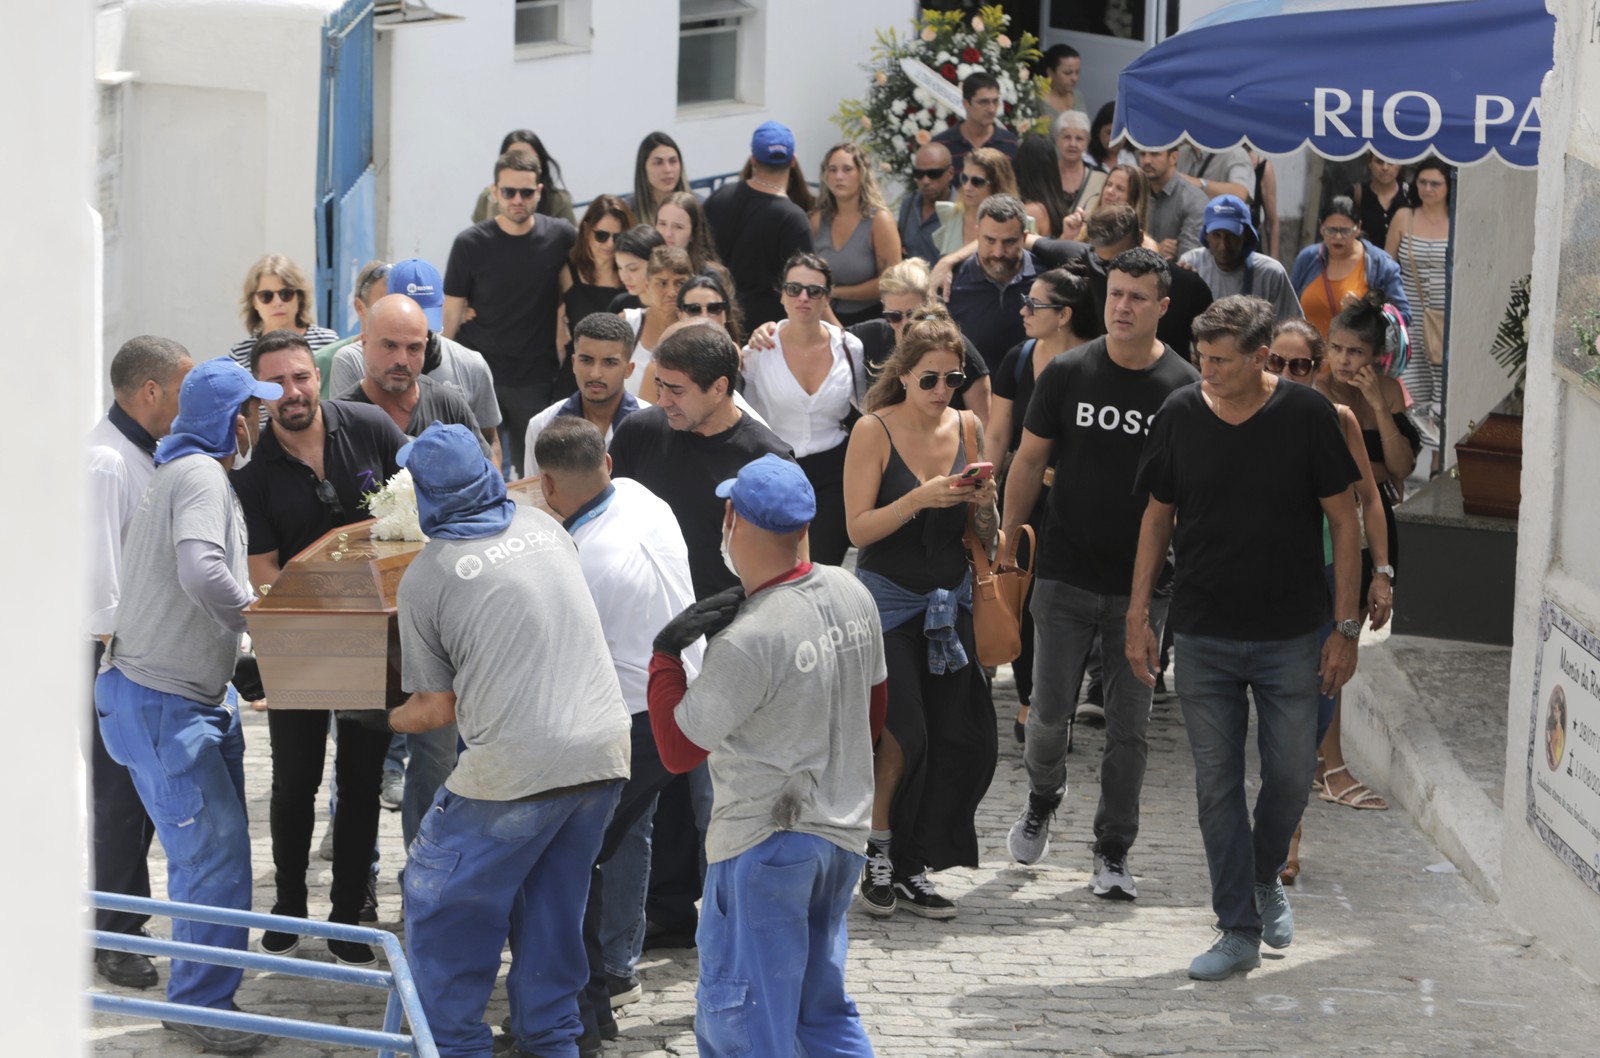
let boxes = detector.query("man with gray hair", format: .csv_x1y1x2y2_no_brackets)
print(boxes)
946,193,1038,371
86,335,193,989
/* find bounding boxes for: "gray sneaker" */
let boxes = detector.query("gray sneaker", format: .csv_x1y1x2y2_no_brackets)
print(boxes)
162,1008,266,1054
1091,852,1137,900
1255,879,1294,949
380,770,404,810
1187,930,1262,981
1006,789,1062,865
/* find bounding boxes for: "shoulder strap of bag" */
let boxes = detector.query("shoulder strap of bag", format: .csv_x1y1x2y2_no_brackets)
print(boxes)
1403,230,1429,312
1318,257,1337,315
1014,339,1037,386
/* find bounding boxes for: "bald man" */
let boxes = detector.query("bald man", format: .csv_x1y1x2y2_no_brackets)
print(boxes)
341,294,489,455
899,142,956,265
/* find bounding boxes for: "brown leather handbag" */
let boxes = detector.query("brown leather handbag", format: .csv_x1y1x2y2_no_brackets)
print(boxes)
959,411,1036,666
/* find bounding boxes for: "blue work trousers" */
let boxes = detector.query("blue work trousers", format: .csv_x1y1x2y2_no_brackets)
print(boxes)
1174,630,1323,938
401,722,460,851
93,667,251,1010
695,832,874,1058
403,782,619,1058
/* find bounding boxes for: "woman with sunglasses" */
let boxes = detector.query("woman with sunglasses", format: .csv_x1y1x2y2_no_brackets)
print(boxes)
471,129,575,224
1268,314,1401,883
986,266,1102,743
558,195,634,364
933,147,1033,257
1290,196,1411,340
228,255,340,371
676,271,743,346
618,245,692,397
811,143,903,327
738,254,867,564
843,309,999,920
629,131,690,227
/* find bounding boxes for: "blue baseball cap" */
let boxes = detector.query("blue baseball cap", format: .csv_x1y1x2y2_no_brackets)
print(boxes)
1202,194,1251,237
157,357,283,464
397,421,488,491
715,454,815,533
387,258,445,331
751,120,795,166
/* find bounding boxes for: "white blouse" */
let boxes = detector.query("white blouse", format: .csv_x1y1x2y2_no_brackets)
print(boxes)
741,320,867,458
621,308,652,398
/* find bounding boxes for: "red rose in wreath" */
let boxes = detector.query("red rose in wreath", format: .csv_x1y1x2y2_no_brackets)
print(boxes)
940,63,958,82
1004,102,1014,114
961,47,981,63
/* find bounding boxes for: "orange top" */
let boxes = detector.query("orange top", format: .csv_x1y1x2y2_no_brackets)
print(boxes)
1300,247,1369,337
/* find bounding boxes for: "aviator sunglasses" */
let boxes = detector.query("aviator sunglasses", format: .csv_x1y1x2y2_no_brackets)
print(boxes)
915,370,967,391
954,172,991,189
1265,353,1322,378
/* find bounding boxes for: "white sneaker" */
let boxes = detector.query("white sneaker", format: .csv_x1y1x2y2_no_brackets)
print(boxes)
1091,852,1137,900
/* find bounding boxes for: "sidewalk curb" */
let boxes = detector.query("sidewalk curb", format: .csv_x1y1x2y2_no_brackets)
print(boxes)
1339,636,1504,901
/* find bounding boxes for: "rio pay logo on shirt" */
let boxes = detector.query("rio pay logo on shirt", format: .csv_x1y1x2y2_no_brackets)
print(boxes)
453,527,564,580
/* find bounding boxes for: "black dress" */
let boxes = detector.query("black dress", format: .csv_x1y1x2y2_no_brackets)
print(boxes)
1360,411,1422,593
857,413,998,878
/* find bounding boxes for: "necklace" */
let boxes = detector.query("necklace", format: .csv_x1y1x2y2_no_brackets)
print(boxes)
748,176,787,195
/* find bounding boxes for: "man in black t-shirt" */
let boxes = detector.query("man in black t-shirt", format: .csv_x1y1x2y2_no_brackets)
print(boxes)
443,151,576,474
607,321,796,953
1128,295,1361,982
1000,248,1199,906
703,121,814,330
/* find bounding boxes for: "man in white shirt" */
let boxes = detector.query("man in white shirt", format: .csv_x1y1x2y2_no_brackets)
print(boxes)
535,415,700,1045
85,335,192,989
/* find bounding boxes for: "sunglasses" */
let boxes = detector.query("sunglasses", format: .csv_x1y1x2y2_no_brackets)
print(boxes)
1021,295,1067,313
916,370,967,391
954,173,990,189
680,301,728,316
1321,225,1357,238
314,477,345,514
497,186,539,200
884,309,944,325
782,282,830,299
591,229,617,244
254,288,300,305
911,166,949,181
1265,354,1322,378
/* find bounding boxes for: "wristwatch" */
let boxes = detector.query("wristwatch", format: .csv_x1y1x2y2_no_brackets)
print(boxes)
1335,619,1362,641
1372,564,1395,580
1200,178,1210,193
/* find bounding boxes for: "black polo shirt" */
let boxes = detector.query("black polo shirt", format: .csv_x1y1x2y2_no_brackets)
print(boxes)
947,251,1037,372
231,400,408,566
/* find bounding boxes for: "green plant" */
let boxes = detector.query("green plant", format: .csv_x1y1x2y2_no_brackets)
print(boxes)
1490,274,1531,389
833,6,1044,185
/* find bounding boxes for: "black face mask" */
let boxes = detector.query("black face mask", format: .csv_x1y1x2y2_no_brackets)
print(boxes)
424,331,443,376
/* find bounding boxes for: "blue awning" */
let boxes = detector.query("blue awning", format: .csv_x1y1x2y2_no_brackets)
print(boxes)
1112,0,1555,168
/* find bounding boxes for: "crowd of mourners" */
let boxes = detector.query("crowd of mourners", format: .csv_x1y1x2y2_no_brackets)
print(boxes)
86,40,1453,1058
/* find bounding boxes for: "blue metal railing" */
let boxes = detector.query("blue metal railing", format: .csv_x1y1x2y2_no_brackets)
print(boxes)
571,170,757,212
89,892,437,1058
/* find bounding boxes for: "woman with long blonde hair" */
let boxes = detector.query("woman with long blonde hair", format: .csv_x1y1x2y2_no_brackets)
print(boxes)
810,142,902,326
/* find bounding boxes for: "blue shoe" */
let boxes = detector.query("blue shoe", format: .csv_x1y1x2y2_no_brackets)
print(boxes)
1255,879,1294,949
1187,931,1261,981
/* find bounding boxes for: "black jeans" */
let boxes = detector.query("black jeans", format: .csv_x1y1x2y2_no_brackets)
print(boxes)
88,641,156,936
267,710,390,923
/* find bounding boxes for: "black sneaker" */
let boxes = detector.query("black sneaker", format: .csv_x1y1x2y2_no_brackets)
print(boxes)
859,842,896,916
892,871,957,919
359,877,379,923
328,937,378,967
607,972,642,1009
259,929,300,956
162,1006,266,1054
1153,672,1171,701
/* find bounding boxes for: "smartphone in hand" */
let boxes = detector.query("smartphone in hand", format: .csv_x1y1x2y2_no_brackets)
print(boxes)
956,462,994,485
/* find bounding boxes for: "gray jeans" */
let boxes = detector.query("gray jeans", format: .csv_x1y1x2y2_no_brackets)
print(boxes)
1023,578,1170,857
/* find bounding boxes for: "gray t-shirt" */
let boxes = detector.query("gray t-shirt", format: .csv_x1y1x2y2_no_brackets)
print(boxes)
398,505,630,801
106,455,250,705
331,335,502,431
1178,248,1304,323
675,564,887,863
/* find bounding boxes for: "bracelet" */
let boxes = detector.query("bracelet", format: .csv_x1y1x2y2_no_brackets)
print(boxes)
892,498,915,525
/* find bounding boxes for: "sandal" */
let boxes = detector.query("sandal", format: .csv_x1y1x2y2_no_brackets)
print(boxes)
1311,754,1326,794
1280,824,1302,885
1316,765,1389,810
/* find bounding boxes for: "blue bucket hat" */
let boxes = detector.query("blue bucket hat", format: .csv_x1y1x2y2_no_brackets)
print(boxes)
398,422,516,540
715,453,815,533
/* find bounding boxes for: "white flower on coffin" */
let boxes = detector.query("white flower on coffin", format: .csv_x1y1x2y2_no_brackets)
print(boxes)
366,468,428,542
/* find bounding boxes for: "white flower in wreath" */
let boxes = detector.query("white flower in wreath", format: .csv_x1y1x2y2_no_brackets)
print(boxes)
912,86,934,108
891,134,908,153
936,51,953,65
901,116,919,136
366,469,428,542
956,62,976,81
890,98,908,117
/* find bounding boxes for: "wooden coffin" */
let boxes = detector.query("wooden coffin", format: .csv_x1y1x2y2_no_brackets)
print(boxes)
1454,413,1523,519
245,477,550,709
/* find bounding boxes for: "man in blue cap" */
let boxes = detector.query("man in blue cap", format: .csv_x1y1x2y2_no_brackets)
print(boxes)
647,453,887,1058
95,356,282,1054
1178,194,1303,323
703,120,815,328
360,421,630,1058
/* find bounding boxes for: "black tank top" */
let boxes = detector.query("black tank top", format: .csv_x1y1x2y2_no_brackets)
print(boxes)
856,413,971,594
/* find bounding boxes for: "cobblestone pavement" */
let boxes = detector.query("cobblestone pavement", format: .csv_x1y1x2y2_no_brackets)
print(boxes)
90,668,1600,1057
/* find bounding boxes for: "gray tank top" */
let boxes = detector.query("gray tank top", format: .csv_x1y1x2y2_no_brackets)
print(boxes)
817,211,879,316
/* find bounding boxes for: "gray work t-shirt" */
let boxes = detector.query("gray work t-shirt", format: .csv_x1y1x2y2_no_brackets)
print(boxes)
106,455,249,705
675,564,887,863
1178,248,1304,323
398,505,630,801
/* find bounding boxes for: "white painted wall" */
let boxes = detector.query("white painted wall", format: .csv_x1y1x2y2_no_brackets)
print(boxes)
1443,165,1538,462
112,0,339,365
1500,0,1600,984
0,2,94,1051
382,0,906,268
